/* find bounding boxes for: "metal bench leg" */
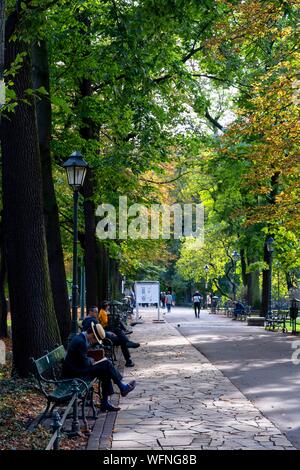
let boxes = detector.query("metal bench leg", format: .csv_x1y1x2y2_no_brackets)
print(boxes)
98,379,102,401
87,387,97,419
36,399,52,426
81,395,90,433
68,384,81,437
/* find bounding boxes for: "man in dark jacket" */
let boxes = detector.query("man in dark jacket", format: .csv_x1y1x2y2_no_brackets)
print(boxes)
82,306,139,368
63,322,136,411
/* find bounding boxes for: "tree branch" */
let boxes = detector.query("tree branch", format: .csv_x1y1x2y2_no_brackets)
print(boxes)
139,170,191,185
205,108,225,132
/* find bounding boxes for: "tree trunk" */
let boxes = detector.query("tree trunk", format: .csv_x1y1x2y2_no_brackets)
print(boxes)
32,40,70,344
247,270,261,309
240,249,247,287
78,73,100,309
261,173,279,317
82,170,99,308
261,240,271,317
0,222,8,338
0,12,60,376
96,241,109,302
110,259,122,299
0,0,4,130
286,272,295,291
0,0,4,90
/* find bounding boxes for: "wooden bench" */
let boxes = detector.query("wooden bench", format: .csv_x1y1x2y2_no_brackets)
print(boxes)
31,345,97,431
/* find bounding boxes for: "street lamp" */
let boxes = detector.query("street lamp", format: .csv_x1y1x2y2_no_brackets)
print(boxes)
63,151,89,337
232,250,240,301
266,236,274,317
204,265,209,308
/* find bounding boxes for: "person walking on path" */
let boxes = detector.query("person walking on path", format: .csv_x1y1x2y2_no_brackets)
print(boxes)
160,291,166,309
165,291,173,313
192,291,202,318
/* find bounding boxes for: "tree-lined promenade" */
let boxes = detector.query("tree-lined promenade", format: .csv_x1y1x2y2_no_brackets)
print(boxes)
0,1,299,451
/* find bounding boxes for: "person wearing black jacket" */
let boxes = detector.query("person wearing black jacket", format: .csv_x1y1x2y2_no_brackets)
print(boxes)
63,322,136,411
82,306,139,368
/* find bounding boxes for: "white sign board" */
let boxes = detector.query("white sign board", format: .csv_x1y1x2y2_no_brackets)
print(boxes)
136,282,159,305
134,281,163,322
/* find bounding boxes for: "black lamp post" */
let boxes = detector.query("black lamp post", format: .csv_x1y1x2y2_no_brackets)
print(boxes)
63,151,88,337
204,265,209,308
232,250,240,301
266,236,274,317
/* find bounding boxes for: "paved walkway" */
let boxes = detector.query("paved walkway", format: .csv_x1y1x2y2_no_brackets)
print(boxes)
90,308,295,450
167,308,300,448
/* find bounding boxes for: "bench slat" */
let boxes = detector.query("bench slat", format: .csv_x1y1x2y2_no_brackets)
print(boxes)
48,379,93,402
34,345,65,376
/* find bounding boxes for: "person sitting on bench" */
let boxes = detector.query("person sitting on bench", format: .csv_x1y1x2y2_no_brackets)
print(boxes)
82,306,139,368
99,302,140,351
63,322,136,411
233,301,245,319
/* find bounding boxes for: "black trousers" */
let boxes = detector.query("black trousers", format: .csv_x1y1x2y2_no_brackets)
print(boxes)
86,359,123,399
105,329,131,361
194,302,201,317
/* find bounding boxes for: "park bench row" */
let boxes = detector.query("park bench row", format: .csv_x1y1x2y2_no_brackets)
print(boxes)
265,311,300,334
215,304,300,334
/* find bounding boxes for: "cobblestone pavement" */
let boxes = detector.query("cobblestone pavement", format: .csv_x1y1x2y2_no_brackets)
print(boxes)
108,309,295,450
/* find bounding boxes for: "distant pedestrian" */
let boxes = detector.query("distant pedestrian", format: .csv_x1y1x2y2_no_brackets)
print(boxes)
160,291,166,309
192,291,202,318
172,291,176,306
165,291,173,313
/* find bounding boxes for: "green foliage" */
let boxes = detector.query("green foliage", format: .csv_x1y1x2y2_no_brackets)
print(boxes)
3,0,299,303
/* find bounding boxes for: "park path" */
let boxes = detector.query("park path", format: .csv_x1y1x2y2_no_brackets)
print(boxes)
89,308,295,450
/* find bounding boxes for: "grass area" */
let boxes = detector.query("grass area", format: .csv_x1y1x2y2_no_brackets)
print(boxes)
265,319,300,333
284,320,300,332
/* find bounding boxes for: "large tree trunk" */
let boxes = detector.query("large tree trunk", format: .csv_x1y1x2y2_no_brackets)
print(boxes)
82,170,99,308
110,258,122,299
0,12,60,376
0,221,8,338
286,272,295,291
240,249,247,287
32,40,70,344
261,173,279,317
261,241,271,317
243,249,261,309
78,74,100,309
0,0,4,87
247,270,261,309
96,241,109,302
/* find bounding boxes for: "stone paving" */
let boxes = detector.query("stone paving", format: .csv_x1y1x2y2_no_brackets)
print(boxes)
106,309,295,450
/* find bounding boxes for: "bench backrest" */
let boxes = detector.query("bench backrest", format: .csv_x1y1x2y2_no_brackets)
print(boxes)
33,345,65,378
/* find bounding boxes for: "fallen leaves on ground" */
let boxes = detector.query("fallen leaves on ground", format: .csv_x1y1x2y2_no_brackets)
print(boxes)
0,339,89,450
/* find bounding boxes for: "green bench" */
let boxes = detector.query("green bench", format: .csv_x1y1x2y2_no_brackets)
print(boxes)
31,345,97,432
265,312,289,333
